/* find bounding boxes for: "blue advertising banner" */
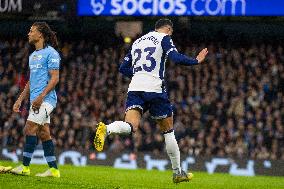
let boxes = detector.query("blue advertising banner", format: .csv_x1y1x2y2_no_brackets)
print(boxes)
77,0,284,16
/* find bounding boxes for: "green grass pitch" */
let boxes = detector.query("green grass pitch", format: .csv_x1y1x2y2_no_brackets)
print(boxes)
0,161,283,189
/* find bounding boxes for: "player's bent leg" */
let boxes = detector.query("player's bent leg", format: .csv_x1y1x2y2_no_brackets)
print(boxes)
94,109,141,152
124,108,141,133
157,116,193,183
11,121,38,176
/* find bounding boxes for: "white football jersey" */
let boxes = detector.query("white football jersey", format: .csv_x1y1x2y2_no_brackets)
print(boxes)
128,31,169,93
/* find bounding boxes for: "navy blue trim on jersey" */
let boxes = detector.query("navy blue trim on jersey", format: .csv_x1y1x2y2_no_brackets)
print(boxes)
159,49,166,82
160,51,167,93
161,35,175,55
119,50,133,78
160,35,172,92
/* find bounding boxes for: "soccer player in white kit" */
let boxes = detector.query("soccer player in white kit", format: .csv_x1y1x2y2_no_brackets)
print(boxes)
94,19,208,183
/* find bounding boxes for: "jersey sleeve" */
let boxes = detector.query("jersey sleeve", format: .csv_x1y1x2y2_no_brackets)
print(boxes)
119,50,133,78
47,51,61,70
161,35,178,56
161,35,198,66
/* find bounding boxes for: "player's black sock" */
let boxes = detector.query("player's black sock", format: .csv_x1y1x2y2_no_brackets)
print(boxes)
23,135,37,166
42,140,58,169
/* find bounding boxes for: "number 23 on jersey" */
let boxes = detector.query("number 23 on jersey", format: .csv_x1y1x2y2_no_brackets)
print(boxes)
133,47,156,73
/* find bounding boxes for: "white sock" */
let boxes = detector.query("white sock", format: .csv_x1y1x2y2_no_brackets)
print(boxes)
164,131,181,174
107,121,132,135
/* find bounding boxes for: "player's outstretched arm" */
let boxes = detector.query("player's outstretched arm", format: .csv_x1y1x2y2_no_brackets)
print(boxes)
168,51,198,65
119,52,133,78
162,35,208,66
168,48,208,65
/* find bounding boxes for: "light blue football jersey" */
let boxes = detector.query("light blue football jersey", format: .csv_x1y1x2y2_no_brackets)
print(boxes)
29,45,60,107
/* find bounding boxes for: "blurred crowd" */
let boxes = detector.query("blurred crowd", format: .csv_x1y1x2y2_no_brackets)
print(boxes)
0,34,283,160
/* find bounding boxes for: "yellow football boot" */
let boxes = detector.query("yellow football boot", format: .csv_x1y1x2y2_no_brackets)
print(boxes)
94,122,107,151
173,170,193,184
10,165,30,176
36,168,60,178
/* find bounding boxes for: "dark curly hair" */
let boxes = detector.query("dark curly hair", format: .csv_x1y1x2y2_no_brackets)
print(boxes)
32,22,58,49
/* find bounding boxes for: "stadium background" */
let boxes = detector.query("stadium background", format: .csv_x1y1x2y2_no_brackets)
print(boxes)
0,0,284,177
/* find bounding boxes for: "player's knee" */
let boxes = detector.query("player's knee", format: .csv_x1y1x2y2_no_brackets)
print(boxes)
160,127,173,133
125,121,138,133
124,120,138,133
157,117,173,133
125,119,139,133
23,123,37,136
38,130,51,142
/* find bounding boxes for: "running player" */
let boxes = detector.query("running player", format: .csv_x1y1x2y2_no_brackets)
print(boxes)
10,22,61,177
94,18,208,183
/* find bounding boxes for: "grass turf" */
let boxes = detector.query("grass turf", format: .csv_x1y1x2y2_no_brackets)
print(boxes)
0,161,283,189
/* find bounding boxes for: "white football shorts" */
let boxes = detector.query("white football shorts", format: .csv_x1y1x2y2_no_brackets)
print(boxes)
27,102,54,125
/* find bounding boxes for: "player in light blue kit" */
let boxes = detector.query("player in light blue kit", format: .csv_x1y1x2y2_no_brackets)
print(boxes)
10,22,61,177
94,19,208,183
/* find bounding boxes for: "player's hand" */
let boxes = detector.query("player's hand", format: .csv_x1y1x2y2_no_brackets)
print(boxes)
32,94,44,111
196,48,208,64
13,99,22,113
